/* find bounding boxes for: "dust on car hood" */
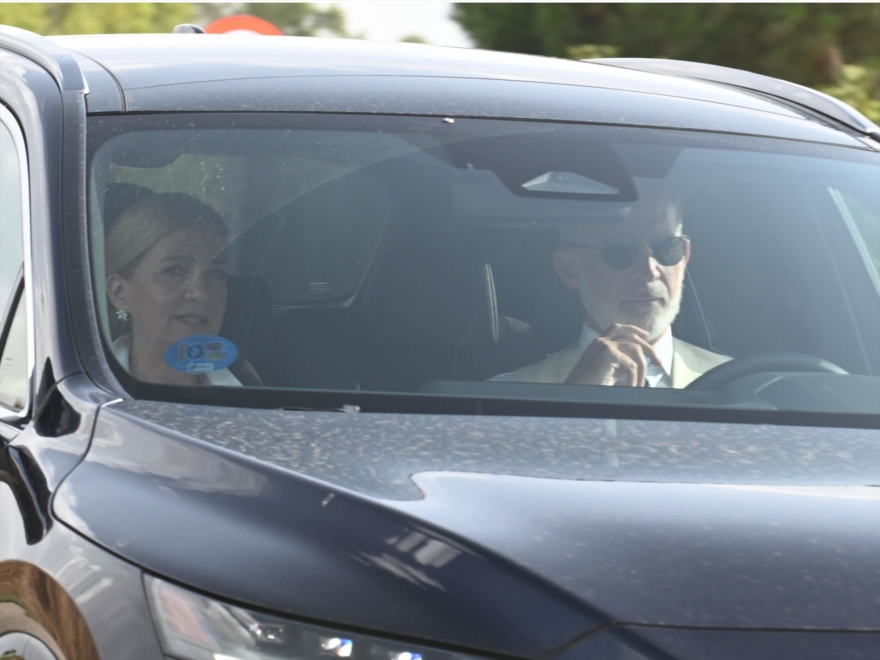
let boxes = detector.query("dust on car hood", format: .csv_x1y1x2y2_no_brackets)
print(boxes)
55,400,880,653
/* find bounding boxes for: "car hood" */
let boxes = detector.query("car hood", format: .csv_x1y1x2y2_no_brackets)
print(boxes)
392,472,880,629
55,401,880,655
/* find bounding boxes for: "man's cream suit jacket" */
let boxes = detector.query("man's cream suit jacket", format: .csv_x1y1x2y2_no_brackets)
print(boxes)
512,337,731,388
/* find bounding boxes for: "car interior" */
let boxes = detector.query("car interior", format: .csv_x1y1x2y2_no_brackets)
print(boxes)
89,117,880,413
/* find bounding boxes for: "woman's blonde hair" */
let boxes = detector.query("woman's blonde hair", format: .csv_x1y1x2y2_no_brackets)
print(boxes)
105,191,228,277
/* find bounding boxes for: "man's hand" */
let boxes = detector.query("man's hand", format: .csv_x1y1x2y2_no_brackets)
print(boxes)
564,324,663,387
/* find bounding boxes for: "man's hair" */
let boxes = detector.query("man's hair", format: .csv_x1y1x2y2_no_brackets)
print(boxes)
557,178,683,247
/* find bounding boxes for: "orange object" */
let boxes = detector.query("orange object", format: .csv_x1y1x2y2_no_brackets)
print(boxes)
204,15,284,36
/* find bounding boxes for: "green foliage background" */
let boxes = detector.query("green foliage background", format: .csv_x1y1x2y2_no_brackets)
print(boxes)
0,3,196,34
453,3,880,121
0,3,346,37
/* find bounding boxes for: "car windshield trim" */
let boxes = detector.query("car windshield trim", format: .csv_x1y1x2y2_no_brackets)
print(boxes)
117,374,880,431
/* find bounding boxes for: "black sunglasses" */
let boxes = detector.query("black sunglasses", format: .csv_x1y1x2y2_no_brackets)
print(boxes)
568,235,691,270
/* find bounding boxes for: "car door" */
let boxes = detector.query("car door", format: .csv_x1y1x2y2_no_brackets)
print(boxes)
0,100,58,658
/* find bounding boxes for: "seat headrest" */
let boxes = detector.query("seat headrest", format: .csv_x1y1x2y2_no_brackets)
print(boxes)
526,268,584,358
364,245,500,349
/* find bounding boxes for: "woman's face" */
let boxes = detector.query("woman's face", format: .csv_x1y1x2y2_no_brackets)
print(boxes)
108,225,229,356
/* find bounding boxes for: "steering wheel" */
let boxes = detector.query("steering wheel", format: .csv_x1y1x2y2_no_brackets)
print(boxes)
685,351,849,391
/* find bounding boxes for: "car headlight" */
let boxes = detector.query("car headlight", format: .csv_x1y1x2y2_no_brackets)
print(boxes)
146,575,481,660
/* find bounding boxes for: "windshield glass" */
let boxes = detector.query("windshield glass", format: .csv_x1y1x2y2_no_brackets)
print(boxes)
88,114,880,419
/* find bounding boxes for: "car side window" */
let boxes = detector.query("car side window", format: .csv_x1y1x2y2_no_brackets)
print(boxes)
0,118,23,312
0,111,30,414
832,188,880,280
0,289,28,412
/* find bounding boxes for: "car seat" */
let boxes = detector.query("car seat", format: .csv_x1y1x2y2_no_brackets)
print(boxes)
219,276,277,385
356,241,507,391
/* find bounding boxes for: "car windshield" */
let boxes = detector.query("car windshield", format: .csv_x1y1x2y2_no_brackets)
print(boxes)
87,113,880,420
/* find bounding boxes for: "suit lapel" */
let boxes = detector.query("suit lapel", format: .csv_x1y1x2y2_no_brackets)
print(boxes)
671,338,702,389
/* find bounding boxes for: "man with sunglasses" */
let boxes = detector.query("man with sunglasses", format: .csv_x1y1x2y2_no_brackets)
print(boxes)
502,180,729,388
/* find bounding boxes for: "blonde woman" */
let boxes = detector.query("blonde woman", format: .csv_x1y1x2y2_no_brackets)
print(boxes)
105,192,259,386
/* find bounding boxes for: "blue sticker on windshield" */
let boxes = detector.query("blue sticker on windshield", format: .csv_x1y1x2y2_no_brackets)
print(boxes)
165,335,238,373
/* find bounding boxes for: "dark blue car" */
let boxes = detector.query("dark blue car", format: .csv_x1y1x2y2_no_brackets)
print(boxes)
1,25,879,660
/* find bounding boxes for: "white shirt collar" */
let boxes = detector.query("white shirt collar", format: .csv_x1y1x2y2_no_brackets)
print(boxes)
110,334,242,387
578,323,673,387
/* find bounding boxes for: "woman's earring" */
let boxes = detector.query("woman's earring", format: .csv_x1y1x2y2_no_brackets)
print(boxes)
116,309,129,322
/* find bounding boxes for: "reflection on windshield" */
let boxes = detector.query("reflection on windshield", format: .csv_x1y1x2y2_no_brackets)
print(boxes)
89,114,880,415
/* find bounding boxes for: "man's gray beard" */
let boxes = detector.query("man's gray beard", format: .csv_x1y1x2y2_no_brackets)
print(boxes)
577,274,683,341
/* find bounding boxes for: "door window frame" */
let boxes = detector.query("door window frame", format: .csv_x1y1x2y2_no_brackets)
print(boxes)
0,104,35,423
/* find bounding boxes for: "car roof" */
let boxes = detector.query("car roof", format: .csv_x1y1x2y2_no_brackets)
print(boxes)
50,33,809,110
36,34,870,148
